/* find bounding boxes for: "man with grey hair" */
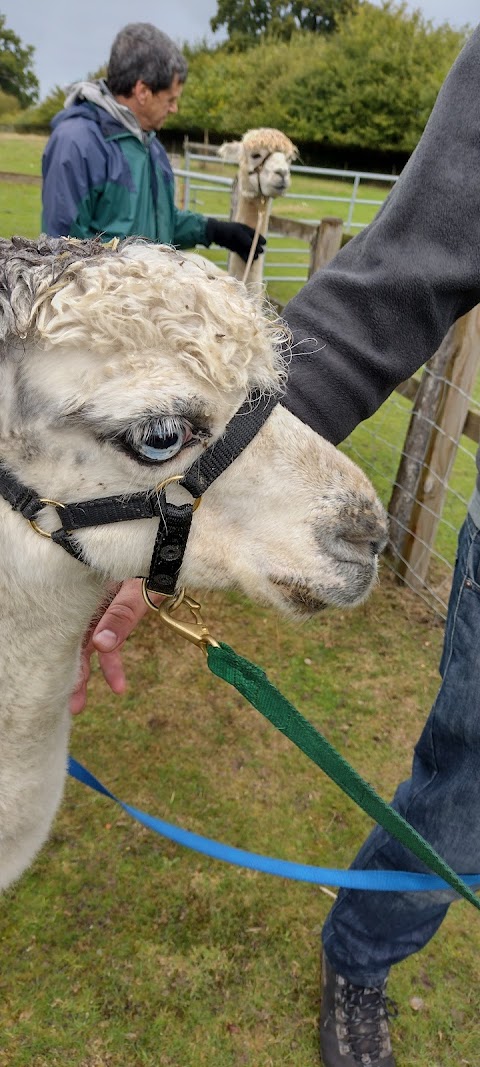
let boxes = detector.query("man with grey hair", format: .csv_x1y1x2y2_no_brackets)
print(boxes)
42,22,264,262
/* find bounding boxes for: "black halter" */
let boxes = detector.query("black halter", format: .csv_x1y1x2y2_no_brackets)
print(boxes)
0,392,277,597
248,152,274,198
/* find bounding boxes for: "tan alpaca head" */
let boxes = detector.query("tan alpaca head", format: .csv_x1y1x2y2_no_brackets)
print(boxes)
0,236,387,616
218,127,298,200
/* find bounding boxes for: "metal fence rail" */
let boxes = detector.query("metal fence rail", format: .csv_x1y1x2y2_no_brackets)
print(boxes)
180,149,397,230
174,151,397,284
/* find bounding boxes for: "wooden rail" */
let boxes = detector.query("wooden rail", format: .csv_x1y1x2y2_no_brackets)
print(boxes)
389,308,480,588
269,213,343,276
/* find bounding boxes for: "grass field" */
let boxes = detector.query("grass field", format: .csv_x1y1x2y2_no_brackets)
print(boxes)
0,133,479,1067
1,584,479,1067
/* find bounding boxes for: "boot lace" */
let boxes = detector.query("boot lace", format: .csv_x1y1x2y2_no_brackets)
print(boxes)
337,979,398,1063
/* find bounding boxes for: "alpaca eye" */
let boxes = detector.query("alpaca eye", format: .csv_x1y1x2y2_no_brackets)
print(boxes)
125,418,193,464
139,419,192,462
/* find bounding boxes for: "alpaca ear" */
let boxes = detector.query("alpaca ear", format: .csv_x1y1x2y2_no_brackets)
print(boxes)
218,141,242,163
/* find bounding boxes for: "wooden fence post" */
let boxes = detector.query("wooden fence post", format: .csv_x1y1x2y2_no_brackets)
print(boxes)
388,307,480,588
308,216,343,277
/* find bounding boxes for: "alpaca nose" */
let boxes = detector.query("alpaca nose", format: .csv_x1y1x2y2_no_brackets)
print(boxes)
341,527,389,558
316,502,389,559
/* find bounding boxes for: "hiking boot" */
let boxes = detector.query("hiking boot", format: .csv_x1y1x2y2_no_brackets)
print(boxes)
319,951,397,1066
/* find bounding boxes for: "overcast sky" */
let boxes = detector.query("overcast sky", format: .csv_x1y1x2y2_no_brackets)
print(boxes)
2,0,478,101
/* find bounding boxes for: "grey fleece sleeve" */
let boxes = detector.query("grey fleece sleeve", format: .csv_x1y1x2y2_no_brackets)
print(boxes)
281,24,480,445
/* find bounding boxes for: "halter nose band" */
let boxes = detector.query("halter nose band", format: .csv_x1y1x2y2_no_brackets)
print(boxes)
248,151,274,198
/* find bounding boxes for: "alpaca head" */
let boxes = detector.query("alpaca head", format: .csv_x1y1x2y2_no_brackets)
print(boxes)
218,128,298,200
0,236,387,614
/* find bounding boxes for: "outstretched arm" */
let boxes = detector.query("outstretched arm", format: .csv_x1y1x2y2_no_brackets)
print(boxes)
282,24,480,445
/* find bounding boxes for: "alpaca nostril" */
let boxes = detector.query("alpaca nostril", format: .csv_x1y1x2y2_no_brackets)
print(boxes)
332,528,388,560
315,502,389,559
344,537,385,558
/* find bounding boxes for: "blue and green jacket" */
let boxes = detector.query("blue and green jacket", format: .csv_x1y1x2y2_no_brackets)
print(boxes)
41,99,209,248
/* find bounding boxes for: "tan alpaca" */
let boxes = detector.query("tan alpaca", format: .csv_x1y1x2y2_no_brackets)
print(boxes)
218,127,298,293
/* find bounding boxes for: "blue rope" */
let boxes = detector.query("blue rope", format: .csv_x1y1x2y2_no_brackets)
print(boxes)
68,758,480,893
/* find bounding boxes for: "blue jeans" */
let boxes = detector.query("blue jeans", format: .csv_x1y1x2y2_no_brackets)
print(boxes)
323,513,480,987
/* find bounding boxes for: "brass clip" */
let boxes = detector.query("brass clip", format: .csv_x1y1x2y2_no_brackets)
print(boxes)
142,582,219,653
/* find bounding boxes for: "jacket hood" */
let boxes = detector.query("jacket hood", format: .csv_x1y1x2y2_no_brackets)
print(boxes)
53,79,149,143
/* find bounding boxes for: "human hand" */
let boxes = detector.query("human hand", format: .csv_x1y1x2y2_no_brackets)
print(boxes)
205,218,266,262
70,578,163,714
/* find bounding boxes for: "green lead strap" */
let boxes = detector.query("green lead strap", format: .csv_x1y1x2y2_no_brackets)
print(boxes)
207,642,480,913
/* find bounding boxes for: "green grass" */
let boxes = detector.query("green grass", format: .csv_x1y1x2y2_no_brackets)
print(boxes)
0,132,46,174
0,181,42,240
0,583,478,1067
0,135,479,1065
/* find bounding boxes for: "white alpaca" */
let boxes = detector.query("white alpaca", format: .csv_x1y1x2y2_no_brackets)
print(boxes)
0,236,387,891
218,127,297,291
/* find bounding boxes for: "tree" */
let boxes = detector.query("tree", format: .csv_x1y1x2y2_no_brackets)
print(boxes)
290,0,358,33
12,85,66,131
0,87,20,118
166,2,468,155
264,2,469,151
210,0,358,45
169,46,236,134
0,14,39,107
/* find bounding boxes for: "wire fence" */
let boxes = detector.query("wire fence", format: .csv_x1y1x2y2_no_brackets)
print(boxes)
341,318,480,619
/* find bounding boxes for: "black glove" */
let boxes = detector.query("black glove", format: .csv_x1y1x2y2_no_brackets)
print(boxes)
205,218,266,262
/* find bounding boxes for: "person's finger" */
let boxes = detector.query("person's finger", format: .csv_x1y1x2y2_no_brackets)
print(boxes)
70,580,165,714
70,639,125,714
70,650,91,715
92,578,151,652
96,647,127,695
